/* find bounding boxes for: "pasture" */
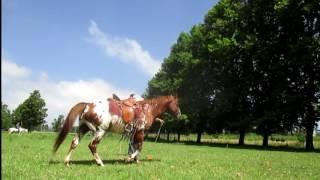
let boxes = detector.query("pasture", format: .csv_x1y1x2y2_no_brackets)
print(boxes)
2,132,320,179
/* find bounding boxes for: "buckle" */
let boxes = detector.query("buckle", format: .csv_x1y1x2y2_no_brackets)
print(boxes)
125,124,133,132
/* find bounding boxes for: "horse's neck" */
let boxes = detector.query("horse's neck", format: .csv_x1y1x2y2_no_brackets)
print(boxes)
150,98,169,119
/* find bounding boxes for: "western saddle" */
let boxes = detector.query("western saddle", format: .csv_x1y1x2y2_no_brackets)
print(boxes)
107,94,144,132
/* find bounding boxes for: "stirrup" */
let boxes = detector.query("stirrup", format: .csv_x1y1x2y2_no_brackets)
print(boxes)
125,124,133,132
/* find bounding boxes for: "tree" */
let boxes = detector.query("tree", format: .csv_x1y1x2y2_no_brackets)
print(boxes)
200,0,257,145
146,0,320,149
51,115,64,132
273,0,320,150
229,0,320,148
145,31,201,140
13,90,48,131
1,103,12,129
145,32,196,97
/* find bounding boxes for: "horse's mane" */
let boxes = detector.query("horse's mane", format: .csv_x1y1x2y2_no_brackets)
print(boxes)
138,95,173,105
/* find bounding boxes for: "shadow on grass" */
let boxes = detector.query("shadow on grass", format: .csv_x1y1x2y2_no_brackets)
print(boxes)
145,137,320,153
48,158,161,166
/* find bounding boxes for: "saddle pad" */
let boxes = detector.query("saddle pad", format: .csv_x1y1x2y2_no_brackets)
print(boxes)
108,100,122,117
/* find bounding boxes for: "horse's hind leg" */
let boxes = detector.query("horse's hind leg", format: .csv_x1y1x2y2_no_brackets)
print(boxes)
88,128,105,166
64,123,89,165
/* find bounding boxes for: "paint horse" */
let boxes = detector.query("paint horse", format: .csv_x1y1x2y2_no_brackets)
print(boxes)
127,95,181,163
52,94,143,166
53,96,180,166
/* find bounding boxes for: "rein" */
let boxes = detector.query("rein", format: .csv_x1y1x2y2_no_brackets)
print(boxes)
155,118,164,142
119,117,140,142
118,119,140,154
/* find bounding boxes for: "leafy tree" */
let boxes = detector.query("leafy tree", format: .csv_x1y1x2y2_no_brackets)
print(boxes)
145,31,200,138
145,0,320,149
13,90,48,131
51,115,64,132
1,103,12,129
202,0,253,145
228,0,319,148
145,32,196,97
272,0,320,150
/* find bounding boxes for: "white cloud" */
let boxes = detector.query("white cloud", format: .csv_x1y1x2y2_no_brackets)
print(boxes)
1,57,31,81
87,20,161,76
1,58,136,127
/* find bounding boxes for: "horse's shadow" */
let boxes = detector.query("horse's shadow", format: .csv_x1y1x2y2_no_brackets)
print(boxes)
49,158,161,166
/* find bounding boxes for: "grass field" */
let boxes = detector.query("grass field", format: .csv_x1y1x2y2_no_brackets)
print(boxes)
152,132,320,149
2,132,320,179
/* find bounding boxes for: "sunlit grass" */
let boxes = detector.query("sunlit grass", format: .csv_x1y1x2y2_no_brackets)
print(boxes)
2,132,320,179
150,132,320,149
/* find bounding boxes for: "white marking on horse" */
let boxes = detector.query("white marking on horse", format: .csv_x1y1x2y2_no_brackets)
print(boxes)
91,100,126,133
109,115,126,133
81,105,89,120
93,101,107,119
84,120,96,131
94,153,104,166
130,150,140,159
74,137,79,145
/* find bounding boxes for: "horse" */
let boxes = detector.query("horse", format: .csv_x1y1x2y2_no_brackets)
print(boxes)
52,94,139,166
126,95,181,162
52,94,181,167
8,127,19,134
8,127,28,134
19,127,28,133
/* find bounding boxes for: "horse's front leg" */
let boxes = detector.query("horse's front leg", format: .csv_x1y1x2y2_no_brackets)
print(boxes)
88,128,105,166
127,130,144,163
131,143,143,163
127,141,140,162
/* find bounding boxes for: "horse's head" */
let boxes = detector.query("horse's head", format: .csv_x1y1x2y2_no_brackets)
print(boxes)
167,95,181,119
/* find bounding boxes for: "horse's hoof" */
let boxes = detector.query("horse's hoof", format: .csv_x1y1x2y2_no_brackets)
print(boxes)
97,163,105,167
64,162,70,167
96,160,104,167
125,157,134,163
135,160,140,164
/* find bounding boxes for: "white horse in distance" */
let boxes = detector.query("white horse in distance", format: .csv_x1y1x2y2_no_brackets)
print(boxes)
8,127,28,134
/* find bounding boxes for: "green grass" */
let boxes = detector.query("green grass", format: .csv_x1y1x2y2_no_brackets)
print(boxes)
152,133,320,149
2,132,320,179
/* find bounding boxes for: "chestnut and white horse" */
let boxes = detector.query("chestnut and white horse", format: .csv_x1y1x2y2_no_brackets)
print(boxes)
52,95,181,167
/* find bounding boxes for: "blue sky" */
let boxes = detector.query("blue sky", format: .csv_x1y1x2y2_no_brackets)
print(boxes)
3,0,217,92
2,0,217,125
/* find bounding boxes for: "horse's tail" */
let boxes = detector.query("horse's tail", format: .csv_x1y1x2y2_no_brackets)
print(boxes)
52,103,87,154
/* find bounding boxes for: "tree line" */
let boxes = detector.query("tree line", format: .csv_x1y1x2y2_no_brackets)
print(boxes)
144,0,320,150
2,90,48,131
2,90,84,132
1,90,66,132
